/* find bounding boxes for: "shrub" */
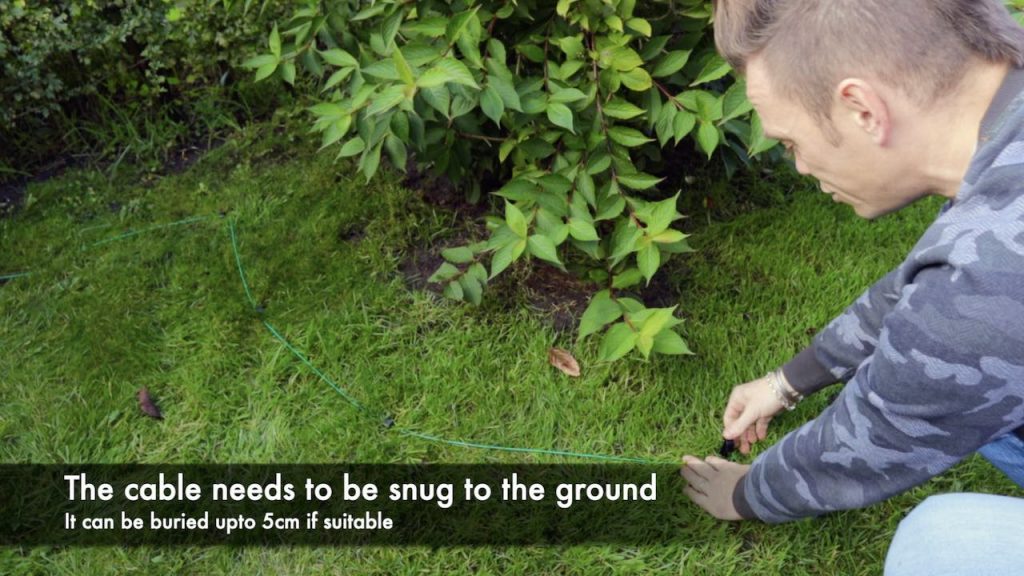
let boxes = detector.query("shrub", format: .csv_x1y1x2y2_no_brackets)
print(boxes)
0,0,292,175
243,0,783,361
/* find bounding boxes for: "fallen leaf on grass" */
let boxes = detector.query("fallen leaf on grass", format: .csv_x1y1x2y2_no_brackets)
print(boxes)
137,387,163,420
548,348,581,377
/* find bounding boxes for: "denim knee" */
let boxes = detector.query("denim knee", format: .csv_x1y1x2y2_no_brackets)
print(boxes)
884,493,1024,576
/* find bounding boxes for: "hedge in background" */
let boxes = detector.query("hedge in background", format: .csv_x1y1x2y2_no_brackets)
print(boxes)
244,0,782,362
0,0,291,176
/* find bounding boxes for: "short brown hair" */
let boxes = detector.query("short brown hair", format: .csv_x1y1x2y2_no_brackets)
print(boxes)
714,0,1024,120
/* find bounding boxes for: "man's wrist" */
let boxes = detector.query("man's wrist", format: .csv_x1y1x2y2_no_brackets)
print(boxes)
766,368,803,410
781,345,837,396
731,473,758,520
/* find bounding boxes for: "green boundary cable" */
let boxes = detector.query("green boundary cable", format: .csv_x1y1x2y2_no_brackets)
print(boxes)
1,215,212,281
4,213,676,465
86,214,212,248
0,271,32,281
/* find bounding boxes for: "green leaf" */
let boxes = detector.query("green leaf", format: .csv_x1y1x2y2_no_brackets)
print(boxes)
625,18,652,37
459,275,483,305
489,75,522,111
499,138,516,163
608,126,653,147
442,246,475,264
481,85,505,126
579,290,623,340
243,54,277,69
417,58,479,89
637,307,677,338
599,323,638,362
722,80,753,122
444,280,464,300
320,116,351,149
361,141,383,182
568,219,599,242
384,134,407,172
604,47,643,71
402,17,448,38
309,102,347,119
366,85,408,116
653,329,693,355
651,51,691,78
645,194,679,235
652,230,687,244
637,244,660,283
620,67,653,91
577,171,596,207
363,59,399,80
696,121,720,158
691,54,732,86
527,234,562,266
748,112,779,156
490,241,517,279
596,194,626,221
428,262,460,282
280,61,296,85
602,99,646,120
337,137,366,158
323,67,354,91
605,15,624,32
637,333,655,358
506,202,529,238
421,86,451,117
353,3,387,21
618,172,663,191
269,24,281,58
254,60,279,82
393,47,415,86
536,208,569,244
673,110,697,143
546,102,575,134
550,88,588,104
612,268,644,289
320,49,358,68
556,36,585,60
655,103,677,147
685,90,724,121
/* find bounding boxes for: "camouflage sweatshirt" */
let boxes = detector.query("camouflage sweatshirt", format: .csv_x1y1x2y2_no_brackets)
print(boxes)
734,66,1024,523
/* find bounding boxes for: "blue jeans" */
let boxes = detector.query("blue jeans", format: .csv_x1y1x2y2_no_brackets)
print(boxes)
884,434,1024,576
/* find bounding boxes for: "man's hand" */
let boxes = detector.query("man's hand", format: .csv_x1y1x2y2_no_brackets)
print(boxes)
680,455,750,521
723,376,786,454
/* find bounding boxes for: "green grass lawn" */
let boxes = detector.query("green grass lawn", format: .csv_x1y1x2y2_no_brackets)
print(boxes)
2,126,1020,574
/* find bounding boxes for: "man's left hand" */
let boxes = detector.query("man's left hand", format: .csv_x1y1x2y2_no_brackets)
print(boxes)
681,455,750,521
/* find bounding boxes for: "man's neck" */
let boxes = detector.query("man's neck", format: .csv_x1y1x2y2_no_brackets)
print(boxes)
916,60,1013,200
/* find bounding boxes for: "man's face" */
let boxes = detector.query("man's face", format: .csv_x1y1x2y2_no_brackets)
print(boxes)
745,57,921,219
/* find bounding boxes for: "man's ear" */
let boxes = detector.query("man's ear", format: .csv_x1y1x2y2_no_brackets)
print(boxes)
835,78,891,146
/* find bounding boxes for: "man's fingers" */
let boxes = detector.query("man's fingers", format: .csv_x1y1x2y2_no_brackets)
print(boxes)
739,436,751,454
706,456,731,467
723,410,757,439
683,484,708,502
681,464,709,486
756,418,769,440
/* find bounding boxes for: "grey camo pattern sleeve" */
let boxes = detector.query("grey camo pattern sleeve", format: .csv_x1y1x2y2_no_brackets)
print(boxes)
740,92,1024,524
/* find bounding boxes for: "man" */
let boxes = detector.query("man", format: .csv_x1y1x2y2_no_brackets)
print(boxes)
680,0,1024,573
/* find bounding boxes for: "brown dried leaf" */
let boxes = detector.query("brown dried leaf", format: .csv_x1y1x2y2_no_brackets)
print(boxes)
137,387,163,420
548,347,581,377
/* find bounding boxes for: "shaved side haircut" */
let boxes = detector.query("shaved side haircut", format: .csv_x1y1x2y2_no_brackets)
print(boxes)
714,0,1024,121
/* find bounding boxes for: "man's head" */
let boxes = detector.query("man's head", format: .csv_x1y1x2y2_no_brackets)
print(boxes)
714,0,1024,218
